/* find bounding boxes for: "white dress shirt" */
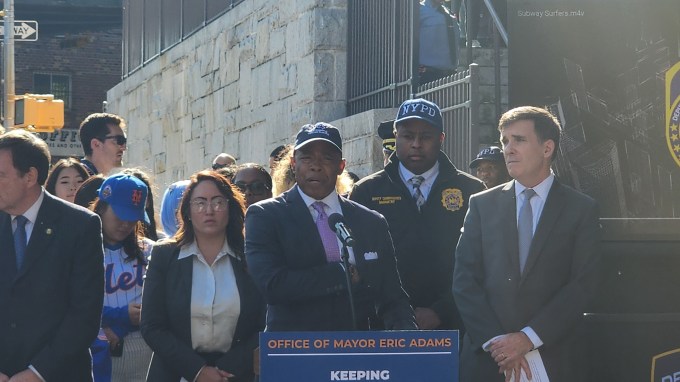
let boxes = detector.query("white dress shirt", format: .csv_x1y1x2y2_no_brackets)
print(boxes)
177,240,240,354
512,173,555,350
514,173,555,233
10,189,44,241
398,161,440,201
297,187,356,264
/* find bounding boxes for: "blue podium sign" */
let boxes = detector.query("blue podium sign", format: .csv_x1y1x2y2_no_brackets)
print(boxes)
260,330,458,382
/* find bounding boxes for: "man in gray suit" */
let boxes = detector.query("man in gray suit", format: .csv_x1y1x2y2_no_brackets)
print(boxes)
453,106,600,382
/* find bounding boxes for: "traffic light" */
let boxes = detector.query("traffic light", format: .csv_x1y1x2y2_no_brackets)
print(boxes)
14,94,65,132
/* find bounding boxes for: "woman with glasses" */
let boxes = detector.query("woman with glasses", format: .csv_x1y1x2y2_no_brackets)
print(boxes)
232,163,273,208
141,170,265,382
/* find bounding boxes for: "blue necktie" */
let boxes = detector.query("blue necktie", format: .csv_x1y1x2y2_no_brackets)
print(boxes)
14,215,28,270
518,189,536,274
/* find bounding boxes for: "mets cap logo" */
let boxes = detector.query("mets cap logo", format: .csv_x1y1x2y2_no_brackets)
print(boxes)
100,184,113,200
131,189,144,206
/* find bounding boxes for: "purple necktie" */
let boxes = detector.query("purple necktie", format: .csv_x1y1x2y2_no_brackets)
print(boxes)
312,202,341,262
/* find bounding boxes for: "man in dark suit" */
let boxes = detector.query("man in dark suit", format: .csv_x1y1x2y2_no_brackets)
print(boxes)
0,129,104,382
453,106,600,382
245,122,416,331
351,98,484,331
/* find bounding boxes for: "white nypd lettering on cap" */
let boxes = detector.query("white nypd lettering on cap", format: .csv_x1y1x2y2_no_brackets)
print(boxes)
420,104,436,116
312,126,330,136
330,370,390,381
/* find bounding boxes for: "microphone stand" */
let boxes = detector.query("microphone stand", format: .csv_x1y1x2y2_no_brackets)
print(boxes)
340,243,357,330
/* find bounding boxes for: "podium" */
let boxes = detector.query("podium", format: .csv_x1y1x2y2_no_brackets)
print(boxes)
259,331,458,382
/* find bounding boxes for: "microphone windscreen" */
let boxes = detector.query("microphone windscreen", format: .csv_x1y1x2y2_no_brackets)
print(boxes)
327,213,344,231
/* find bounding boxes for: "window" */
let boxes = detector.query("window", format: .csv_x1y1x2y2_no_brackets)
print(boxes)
33,73,71,109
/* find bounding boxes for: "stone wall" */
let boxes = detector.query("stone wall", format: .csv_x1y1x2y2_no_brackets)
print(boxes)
107,0,352,189
330,108,396,178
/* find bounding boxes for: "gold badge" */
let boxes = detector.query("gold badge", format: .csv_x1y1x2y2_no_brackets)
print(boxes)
441,188,464,212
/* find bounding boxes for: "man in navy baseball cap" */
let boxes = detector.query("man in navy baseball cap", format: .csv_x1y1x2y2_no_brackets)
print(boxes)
394,98,443,132
294,122,342,153
378,120,396,166
350,98,484,332
98,173,150,223
469,146,511,188
245,120,418,332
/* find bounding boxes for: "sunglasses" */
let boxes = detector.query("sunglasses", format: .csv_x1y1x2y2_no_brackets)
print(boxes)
99,135,127,146
235,181,271,195
212,163,228,170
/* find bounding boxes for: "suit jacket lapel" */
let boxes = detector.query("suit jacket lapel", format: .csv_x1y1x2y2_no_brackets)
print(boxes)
0,213,18,283
173,251,194,346
338,197,361,261
501,181,521,278
520,181,566,283
15,194,59,282
230,255,254,339
285,186,327,263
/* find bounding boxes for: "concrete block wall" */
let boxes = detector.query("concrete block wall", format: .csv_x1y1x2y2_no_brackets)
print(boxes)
107,0,350,189
330,108,397,178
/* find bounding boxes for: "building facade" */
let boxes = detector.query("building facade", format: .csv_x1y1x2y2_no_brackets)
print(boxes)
5,0,122,158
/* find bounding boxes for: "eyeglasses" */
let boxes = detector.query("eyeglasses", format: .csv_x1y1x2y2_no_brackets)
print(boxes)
212,163,228,170
235,181,271,195
99,135,127,146
189,197,229,213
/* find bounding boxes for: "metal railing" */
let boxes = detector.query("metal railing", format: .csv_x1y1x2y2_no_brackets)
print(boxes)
461,0,507,123
416,64,479,169
346,0,416,115
348,0,480,168
121,0,244,78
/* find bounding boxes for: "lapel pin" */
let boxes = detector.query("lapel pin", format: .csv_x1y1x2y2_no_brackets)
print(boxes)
46,228,53,235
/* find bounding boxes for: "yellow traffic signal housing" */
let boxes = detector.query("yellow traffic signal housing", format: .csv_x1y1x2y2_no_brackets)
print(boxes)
14,94,65,132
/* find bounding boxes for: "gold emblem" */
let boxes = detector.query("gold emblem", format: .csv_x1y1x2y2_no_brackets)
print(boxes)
666,61,680,168
441,188,464,212
46,228,53,235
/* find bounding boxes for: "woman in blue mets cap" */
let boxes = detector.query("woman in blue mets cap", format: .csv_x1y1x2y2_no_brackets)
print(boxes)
90,173,153,382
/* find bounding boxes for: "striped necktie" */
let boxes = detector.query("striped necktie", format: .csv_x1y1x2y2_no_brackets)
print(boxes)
409,176,426,211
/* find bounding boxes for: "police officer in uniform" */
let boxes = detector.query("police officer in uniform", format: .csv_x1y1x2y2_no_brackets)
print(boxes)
378,120,396,167
469,146,511,189
351,98,484,330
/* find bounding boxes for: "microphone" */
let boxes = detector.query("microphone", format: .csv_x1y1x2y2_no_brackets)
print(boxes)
328,213,356,247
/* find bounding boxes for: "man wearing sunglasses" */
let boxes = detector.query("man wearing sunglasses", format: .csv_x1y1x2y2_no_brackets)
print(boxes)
232,163,273,208
79,113,128,176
